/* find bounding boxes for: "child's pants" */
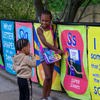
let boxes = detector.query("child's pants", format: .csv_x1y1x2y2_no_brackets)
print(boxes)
17,77,32,100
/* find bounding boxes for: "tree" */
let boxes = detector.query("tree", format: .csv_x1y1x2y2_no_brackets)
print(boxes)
33,0,44,20
0,0,99,21
33,0,92,22
0,0,36,20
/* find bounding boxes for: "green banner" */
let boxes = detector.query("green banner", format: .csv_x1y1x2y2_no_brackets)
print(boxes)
58,25,90,100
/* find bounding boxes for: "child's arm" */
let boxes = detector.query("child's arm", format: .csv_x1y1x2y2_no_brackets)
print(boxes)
12,63,15,71
24,54,36,67
74,67,83,75
12,56,15,71
37,28,64,56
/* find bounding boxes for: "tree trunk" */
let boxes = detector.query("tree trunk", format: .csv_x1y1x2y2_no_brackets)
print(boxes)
33,0,44,19
45,0,48,10
64,0,85,22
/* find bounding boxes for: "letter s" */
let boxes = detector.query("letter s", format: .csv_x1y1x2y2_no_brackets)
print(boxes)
94,86,97,94
72,35,76,47
67,32,71,46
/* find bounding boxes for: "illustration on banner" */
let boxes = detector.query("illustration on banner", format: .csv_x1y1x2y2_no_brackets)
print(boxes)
65,48,83,78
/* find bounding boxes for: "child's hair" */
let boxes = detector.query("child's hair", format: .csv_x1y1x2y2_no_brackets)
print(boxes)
40,9,52,20
16,39,29,51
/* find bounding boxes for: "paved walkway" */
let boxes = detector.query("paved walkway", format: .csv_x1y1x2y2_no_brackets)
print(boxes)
0,67,78,100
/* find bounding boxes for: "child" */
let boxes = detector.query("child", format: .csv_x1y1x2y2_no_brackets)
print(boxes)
12,39,36,100
37,10,64,100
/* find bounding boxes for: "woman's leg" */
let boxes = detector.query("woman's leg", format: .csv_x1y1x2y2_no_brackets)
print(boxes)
46,63,54,97
42,61,51,99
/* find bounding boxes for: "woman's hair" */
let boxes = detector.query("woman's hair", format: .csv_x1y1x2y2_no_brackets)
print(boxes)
70,58,73,62
16,39,29,51
40,9,52,20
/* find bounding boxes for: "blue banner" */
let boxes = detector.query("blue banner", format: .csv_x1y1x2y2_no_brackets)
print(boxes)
1,20,16,75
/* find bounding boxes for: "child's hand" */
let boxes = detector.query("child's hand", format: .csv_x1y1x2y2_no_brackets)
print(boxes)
28,53,33,56
57,49,64,56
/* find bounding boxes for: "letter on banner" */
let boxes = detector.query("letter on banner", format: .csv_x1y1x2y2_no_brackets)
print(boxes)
15,22,38,82
58,25,91,100
1,20,16,74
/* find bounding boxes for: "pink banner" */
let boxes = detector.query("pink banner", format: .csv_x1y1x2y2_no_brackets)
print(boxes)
15,22,38,83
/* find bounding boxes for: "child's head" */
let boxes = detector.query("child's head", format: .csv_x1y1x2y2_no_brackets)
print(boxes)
16,39,30,55
40,10,52,20
40,10,52,28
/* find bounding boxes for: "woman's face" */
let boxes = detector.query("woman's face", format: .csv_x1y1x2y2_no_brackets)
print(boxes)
70,60,73,65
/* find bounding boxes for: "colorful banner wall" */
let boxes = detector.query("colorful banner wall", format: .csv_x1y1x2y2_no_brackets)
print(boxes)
0,32,5,69
0,54,4,69
15,22,38,83
88,26,100,100
33,23,62,91
1,20,16,74
58,25,90,99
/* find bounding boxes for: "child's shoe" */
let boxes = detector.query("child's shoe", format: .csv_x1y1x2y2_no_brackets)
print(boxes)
47,96,52,100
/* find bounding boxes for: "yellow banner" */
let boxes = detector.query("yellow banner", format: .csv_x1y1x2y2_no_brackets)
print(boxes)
33,23,62,91
88,26,100,100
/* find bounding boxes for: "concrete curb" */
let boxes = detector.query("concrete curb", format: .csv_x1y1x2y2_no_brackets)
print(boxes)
0,67,77,100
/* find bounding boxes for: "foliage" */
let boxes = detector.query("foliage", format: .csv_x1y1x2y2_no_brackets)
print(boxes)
45,0,66,20
43,0,100,21
0,0,36,20
81,0,100,6
0,0,100,20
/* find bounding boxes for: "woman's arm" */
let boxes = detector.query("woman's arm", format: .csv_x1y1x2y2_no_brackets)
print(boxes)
67,58,70,68
74,67,83,74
